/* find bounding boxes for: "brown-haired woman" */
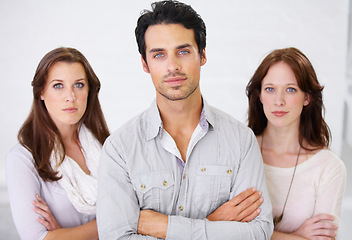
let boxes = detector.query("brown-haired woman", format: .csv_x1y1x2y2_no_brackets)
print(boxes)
246,47,346,240
6,47,109,240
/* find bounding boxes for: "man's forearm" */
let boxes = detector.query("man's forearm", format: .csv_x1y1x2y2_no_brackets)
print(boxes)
138,210,168,239
207,188,263,222
138,208,272,240
166,214,272,240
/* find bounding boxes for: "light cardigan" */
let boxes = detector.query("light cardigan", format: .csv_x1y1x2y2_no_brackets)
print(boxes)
264,149,346,233
6,126,101,240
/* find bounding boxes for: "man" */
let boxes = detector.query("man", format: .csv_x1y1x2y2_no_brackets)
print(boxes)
97,1,273,239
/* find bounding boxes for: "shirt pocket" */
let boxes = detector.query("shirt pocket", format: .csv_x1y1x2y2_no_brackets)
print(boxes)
131,171,175,213
193,165,233,215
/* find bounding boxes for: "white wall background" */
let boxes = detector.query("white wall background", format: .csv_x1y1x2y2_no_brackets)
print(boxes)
0,0,350,237
345,0,352,146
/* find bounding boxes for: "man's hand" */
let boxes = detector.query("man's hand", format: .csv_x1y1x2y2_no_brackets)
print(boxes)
292,214,337,240
138,209,168,239
207,187,263,222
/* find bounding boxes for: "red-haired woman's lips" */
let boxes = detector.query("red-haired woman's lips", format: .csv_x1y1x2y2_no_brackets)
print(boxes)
63,108,78,113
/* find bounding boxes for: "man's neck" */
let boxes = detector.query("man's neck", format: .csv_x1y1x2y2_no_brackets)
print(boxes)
156,90,203,161
157,90,202,134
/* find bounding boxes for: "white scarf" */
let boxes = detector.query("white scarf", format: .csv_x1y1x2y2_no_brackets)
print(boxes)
50,125,101,215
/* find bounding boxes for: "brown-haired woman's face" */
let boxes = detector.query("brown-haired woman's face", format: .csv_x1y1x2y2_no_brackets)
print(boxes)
259,62,310,129
40,61,89,131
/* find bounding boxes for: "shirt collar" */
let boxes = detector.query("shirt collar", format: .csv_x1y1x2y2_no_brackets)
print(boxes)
146,99,163,141
201,99,215,131
145,98,215,141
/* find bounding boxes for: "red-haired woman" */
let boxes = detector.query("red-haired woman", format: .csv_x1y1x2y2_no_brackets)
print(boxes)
246,47,346,240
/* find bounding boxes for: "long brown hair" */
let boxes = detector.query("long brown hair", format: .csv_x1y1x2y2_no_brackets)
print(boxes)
246,47,330,150
18,47,110,181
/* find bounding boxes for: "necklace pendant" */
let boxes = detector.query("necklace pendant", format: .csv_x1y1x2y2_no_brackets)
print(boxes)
273,214,283,226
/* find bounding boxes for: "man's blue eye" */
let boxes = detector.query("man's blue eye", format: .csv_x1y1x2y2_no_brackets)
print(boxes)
179,50,189,55
154,53,164,59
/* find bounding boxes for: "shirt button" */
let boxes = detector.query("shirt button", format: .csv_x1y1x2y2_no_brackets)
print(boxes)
227,169,232,174
179,206,184,211
163,181,168,186
141,184,146,190
183,173,186,179
201,167,206,172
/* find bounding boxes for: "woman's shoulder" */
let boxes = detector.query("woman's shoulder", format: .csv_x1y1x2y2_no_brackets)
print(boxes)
6,143,35,168
7,143,32,156
311,149,346,173
314,149,344,163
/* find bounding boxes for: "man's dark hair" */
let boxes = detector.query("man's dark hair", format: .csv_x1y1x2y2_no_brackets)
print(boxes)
135,0,206,63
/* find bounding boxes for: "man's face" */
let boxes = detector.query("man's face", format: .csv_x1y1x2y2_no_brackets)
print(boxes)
142,23,206,101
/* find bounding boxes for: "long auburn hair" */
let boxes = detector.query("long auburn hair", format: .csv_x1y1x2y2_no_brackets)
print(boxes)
246,47,330,150
18,47,110,181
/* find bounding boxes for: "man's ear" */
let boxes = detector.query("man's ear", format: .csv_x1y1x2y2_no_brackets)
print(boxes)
201,49,207,66
141,55,150,73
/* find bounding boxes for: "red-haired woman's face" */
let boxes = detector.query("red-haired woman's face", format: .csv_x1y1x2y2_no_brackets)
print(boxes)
260,62,310,129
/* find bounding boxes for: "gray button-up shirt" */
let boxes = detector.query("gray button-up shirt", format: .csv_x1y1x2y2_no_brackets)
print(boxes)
97,100,273,239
